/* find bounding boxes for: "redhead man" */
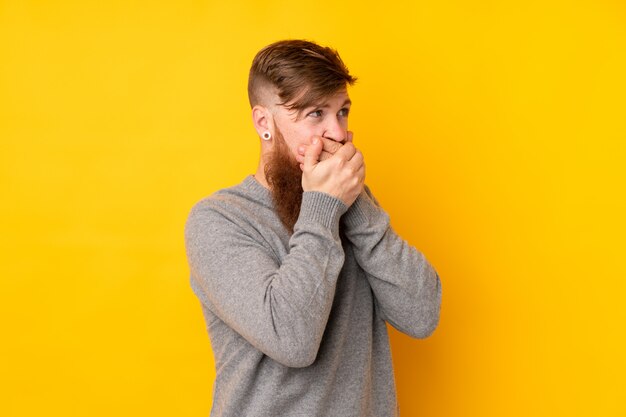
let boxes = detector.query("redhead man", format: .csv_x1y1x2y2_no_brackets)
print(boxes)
184,39,442,417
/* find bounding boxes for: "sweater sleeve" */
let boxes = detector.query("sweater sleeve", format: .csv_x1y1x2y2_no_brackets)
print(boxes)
340,185,442,339
184,191,348,368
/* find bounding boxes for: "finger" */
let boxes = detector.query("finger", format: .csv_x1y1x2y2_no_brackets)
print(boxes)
333,141,357,162
357,161,366,182
349,148,364,164
320,150,333,161
298,135,324,157
347,131,353,143
346,149,364,170
310,135,323,146
303,137,323,169
299,140,342,158
320,137,343,155
297,151,330,163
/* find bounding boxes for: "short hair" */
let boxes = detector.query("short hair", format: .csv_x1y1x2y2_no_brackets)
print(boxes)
248,39,357,117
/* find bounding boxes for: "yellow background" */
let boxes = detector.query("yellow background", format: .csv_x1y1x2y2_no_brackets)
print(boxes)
1,1,624,416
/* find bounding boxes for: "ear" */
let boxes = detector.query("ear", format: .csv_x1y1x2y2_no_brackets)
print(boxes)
252,105,275,138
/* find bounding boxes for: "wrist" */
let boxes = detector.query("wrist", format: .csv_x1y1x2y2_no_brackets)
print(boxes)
341,186,385,229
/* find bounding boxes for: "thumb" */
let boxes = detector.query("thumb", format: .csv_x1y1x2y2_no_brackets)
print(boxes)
303,137,323,169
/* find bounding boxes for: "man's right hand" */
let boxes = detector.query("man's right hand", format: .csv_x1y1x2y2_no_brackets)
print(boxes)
299,135,365,207
297,131,353,163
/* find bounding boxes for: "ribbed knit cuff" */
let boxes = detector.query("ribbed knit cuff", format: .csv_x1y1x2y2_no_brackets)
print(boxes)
341,189,385,229
296,191,348,231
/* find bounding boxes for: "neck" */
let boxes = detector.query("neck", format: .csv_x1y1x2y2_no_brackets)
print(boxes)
254,156,270,190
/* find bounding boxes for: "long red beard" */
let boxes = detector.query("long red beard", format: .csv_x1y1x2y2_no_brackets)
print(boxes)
264,128,304,234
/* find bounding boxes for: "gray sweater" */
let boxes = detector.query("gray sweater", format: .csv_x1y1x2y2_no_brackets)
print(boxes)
184,174,442,417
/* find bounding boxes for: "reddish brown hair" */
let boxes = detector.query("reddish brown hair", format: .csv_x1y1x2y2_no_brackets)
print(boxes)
248,39,357,117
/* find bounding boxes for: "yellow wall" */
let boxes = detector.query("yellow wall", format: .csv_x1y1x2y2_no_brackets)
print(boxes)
1,1,624,416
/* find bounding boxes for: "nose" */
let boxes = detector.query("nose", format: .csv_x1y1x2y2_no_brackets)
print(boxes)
322,116,347,144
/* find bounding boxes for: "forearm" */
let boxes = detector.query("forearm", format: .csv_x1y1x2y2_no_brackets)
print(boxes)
341,187,442,338
185,191,349,367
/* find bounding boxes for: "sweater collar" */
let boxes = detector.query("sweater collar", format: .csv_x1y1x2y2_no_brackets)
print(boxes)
242,174,273,206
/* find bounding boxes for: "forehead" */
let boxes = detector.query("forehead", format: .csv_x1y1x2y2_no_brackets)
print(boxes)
314,90,352,108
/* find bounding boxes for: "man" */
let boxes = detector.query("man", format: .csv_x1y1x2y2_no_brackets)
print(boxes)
184,39,442,417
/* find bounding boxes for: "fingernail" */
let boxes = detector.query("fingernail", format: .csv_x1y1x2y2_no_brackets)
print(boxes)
313,138,319,144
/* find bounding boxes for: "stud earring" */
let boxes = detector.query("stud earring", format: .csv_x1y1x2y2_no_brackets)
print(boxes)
262,131,271,141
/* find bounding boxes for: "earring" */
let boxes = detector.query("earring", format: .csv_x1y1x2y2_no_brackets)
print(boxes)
262,131,271,141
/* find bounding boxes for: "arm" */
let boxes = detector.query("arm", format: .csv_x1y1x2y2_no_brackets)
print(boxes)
184,191,348,368
341,185,442,338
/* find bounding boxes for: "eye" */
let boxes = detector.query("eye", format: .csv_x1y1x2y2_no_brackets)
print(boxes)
338,107,350,117
307,110,323,118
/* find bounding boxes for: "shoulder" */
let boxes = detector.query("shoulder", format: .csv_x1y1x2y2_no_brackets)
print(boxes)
184,177,275,241
187,189,244,222
186,186,247,228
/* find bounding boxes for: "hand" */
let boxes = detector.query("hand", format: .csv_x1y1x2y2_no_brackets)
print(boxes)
299,132,365,207
296,131,354,164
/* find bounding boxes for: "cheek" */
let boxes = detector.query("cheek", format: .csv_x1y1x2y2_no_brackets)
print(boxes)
280,122,319,154
286,130,312,151
284,144,298,160
283,135,304,160
295,126,322,145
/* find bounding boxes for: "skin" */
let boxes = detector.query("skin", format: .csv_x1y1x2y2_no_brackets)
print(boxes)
295,135,352,165
252,87,366,207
